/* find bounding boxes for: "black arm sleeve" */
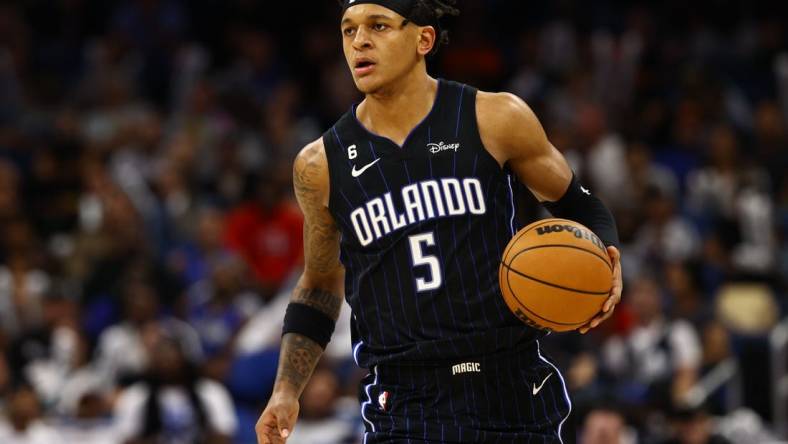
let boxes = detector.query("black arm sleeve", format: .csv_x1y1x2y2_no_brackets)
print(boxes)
282,302,336,349
541,173,620,248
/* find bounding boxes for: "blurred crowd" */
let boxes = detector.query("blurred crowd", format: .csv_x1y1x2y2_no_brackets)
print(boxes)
0,0,787,443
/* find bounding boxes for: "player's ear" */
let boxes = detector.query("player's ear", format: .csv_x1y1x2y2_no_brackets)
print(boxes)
416,25,436,56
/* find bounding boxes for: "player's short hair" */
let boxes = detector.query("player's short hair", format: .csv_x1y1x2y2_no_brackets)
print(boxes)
339,0,460,56
411,0,459,56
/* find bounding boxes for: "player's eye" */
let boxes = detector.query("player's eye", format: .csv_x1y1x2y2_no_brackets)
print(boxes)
343,27,356,37
372,23,389,32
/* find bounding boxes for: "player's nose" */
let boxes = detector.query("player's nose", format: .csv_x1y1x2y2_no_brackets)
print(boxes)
352,26,373,50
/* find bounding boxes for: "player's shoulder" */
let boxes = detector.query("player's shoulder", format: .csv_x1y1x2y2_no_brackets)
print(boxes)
477,90,543,139
475,90,547,160
476,90,539,128
293,138,330,204
295,138,328,172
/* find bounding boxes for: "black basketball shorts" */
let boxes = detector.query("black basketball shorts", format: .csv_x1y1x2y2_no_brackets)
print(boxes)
357,340,572,443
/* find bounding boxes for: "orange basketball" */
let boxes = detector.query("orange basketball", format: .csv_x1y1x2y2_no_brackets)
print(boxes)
498,218,613,332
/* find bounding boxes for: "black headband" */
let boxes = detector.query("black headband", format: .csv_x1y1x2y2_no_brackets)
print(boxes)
342,0,434,27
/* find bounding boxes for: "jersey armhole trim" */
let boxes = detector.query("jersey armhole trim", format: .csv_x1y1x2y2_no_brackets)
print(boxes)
469,88,511,175
321,132,338,215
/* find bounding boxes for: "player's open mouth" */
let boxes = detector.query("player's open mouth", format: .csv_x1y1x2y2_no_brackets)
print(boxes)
354,59,376,76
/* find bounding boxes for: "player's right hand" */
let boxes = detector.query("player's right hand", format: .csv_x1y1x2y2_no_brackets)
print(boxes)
256,393,300,444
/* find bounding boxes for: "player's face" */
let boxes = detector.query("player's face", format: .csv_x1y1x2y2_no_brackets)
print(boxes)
341,4,423,93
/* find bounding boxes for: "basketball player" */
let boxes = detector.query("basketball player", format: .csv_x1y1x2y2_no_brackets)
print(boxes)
257,1,622,442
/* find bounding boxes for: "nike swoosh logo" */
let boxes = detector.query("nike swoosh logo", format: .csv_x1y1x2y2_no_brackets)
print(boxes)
532,373,552,395
351,158,381,178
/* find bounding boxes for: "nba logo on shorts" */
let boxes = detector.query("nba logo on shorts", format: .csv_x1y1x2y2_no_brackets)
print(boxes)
378,391,390,411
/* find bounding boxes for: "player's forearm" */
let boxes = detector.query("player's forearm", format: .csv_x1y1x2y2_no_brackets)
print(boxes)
273,285,343,397
272,332,325,397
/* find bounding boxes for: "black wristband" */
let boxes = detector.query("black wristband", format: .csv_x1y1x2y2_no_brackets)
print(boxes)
542,173,620,248
282,302,336,349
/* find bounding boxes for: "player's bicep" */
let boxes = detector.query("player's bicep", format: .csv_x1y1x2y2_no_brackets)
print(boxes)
507,141,572,202
302,206,342,279
292,140,344,287
477,92,572,202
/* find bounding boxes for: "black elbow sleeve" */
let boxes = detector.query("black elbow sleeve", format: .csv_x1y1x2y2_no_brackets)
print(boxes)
541,174,620,248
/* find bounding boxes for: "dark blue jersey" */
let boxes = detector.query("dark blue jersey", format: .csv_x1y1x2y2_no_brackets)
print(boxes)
323,79,543,369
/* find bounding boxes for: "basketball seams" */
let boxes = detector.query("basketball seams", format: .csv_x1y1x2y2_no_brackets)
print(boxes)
501,218,564,263
502,262,611,295
503,261,591,328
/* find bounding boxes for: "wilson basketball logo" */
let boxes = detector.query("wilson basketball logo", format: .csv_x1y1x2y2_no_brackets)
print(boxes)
536,224,605,252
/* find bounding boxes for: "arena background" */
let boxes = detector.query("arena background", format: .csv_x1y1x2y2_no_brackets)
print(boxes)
1,0,787,443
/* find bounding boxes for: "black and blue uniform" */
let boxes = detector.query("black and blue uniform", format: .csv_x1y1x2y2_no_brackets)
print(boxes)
323,79,571,443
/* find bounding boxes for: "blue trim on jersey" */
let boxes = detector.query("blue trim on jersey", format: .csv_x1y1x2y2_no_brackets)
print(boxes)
455,84,467,138
353,341,363,366
507,174,516,235
361,365,378,434
536,340,572,444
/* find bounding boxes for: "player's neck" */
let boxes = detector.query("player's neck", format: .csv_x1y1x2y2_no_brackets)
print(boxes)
357,72,438,147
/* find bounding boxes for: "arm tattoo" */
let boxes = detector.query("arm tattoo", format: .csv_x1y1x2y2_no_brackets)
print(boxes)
293,146,341,275
292,287,342,320
277,333,324,394
273,143,344,397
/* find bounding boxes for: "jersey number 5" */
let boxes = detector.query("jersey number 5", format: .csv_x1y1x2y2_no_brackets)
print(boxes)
408,232,442,292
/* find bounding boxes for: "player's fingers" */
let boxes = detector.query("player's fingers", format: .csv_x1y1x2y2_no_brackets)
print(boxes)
606,246,621,263
277,413,292,439
256,412,285,444
603,247,623,313
591,306,614,327
579,305,616,334
602,294,616,313
256,425,280,444
602,287,621,312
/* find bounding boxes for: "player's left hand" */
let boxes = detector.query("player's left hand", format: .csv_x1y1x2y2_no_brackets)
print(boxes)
578,246,622,334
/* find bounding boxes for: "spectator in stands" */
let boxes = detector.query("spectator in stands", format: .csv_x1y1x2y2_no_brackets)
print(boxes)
633,185,701,265
168,205,235,287
5,296,81,406
187,253,259,380
698,321,734,416
114,333,237,444
661,406,732,444
602,276,702,409
224,162,303,298
188,253,256,344
55,392,119,444
579,404,636,444
663,263,708,326
622,142,679,209
576,102,629,209
0,249,49,338
95,278,201,385
686,125,776,274
0,385,58,443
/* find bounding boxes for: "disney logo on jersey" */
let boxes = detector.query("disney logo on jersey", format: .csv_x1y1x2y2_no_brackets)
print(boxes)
427,141,460,154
